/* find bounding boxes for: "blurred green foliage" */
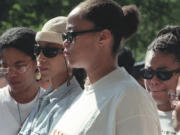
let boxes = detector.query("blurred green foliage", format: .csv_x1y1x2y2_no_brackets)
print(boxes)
0,0,180,61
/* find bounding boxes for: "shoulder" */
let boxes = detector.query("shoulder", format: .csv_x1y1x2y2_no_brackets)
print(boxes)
112,68,157,112
112,67,145,95
0,86,10,102
0,86,12,109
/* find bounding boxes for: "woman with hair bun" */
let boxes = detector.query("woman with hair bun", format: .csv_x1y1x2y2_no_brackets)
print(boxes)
51,0,161,134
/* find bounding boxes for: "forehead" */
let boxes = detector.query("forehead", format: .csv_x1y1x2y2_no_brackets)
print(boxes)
38,41,63,48
67,7,94,31
1,48,31,64
145,50,180,69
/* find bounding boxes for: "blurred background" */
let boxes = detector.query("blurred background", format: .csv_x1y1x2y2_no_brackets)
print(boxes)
0,0,180,61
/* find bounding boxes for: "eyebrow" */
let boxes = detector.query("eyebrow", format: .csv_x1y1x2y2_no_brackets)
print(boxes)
146,66,168,70
2,60,27,66
14,61,27,65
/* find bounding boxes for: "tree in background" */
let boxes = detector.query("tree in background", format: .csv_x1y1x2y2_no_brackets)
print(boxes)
0,0,180,61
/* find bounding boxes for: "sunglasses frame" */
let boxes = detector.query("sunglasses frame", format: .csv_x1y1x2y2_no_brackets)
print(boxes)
62,28,104,43
141,68,180,81
34,44,64,58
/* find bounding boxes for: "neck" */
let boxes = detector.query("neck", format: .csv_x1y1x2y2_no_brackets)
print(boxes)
51,72,69,90
39,79,52,90
86,57,116,84
9,83,39,104
157,102,173,112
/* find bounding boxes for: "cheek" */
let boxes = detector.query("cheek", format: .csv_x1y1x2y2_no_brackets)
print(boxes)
26,69,36,80
73,38,95,54
145,80,169,102
166,75,179,91
72,42,84,55
70,44,87,63
151,92,169,105
51,56,67,72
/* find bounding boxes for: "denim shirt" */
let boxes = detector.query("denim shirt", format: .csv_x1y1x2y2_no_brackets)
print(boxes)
18,77,82,135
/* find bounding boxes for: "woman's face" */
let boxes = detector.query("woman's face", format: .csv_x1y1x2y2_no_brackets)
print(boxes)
1,48,37,92
144,50,180,106
36,41,67,82
63,7,102,69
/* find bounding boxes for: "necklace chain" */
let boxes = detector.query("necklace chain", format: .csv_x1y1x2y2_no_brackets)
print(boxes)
17,103,22,126
16,89,40,127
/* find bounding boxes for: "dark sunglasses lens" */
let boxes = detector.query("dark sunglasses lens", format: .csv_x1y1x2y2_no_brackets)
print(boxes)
156,71,172,81
34,46,41,56
67,32,74,43
43,47,59,58
141,69,153,79
62,33,67,41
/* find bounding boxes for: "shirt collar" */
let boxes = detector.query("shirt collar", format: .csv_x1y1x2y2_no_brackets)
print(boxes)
41,77,80,103
84,67,126,94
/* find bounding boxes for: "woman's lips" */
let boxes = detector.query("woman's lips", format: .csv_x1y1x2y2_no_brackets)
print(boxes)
9,80,20,86
150,88,167,93
151,90,165,93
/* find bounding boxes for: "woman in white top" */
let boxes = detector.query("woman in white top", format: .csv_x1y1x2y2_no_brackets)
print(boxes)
0,27,45,135
51,0,161,135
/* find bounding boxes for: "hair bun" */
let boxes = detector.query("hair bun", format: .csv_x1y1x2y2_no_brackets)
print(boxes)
122,5,141,40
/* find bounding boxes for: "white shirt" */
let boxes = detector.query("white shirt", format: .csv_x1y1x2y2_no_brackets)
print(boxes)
0,85,45,135
51,67,161,135
158,110,177,135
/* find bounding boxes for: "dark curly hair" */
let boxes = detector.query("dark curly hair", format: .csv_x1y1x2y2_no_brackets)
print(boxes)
0,27,36,60
147,25,180,63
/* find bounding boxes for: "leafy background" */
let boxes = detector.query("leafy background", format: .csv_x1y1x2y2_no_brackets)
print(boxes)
0,0,180,61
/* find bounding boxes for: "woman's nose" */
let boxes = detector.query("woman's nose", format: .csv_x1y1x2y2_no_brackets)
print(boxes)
150,75,161,86
37,52,47,63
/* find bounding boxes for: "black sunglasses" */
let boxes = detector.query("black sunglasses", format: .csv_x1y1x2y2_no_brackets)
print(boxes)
141,68,180,81
34,44,64,58
62,28,103,43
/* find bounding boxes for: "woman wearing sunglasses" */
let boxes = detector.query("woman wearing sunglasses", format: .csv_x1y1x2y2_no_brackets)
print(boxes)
51,0,161,135
143,25,180,135
18,16,83,135
0,27,45,135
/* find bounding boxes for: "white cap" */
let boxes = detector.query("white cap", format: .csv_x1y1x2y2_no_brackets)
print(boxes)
35,16,67,44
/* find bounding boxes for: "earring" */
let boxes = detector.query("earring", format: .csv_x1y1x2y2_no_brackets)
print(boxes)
35,68,41,81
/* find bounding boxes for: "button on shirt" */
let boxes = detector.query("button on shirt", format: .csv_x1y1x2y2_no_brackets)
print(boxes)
18,77,82,135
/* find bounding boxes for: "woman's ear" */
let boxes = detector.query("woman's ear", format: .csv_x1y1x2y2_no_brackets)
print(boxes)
98,29,113,47
98,29,112,44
